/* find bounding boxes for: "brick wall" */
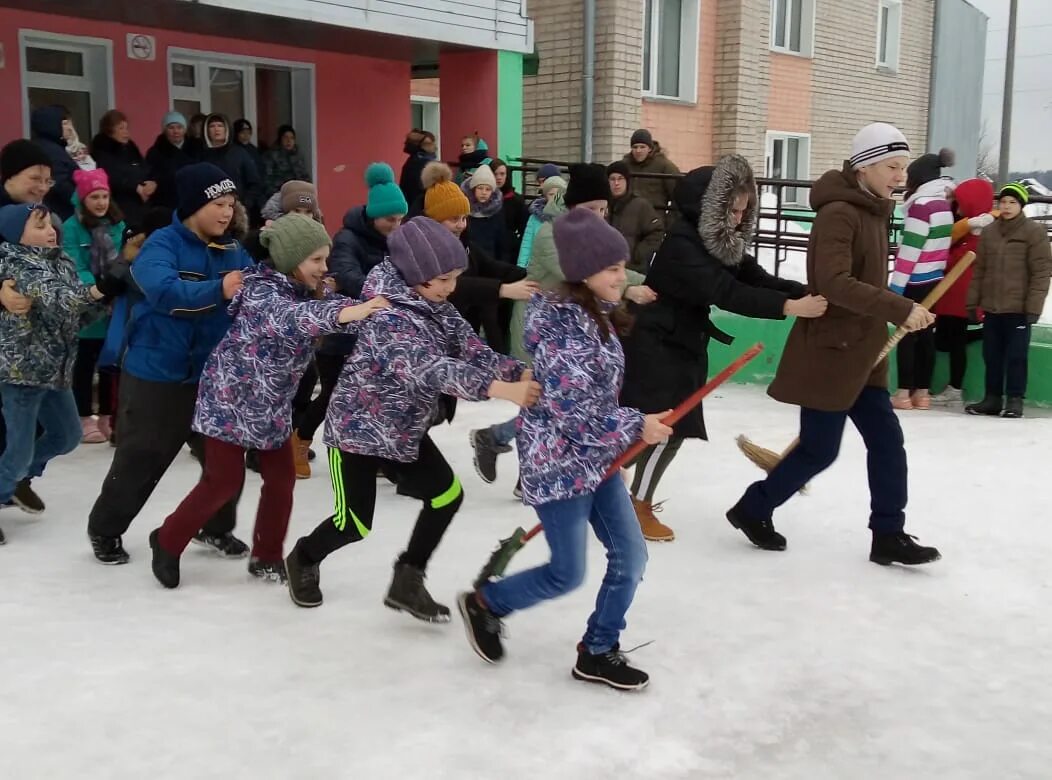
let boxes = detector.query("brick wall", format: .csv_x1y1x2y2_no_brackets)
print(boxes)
712,0,771,163
810,0,933,174
410,78,440,100
767,53,812,135
591,0,644,164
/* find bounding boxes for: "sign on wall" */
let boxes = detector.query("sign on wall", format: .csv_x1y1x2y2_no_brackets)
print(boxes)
126,33,156,62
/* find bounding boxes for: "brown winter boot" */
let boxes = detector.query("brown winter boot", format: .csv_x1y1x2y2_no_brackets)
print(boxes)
632,498,675,542
292,432,311,480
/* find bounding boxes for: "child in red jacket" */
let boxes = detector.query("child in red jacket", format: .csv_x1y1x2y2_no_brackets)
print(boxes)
931,178,995,405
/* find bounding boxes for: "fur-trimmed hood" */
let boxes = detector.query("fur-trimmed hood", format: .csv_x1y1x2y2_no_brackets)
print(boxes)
673,155,757,266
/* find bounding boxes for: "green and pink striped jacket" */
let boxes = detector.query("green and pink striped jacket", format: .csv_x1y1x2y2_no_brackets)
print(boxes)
889,178,954,294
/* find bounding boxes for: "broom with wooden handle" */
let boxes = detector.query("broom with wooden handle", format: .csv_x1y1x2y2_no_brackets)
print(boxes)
737,251,976,475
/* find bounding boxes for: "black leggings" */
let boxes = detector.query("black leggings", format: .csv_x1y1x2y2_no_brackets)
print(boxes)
934,315,969,389
296,353,345,441
629,436,685,503
298,435,463,571
72,339,115,417
896,283,937,391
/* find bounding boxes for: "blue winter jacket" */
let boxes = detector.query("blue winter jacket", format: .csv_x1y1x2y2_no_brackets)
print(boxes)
123,214,253,384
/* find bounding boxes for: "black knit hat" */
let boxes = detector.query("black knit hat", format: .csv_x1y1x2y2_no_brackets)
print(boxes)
606,160,631,180
906,148,955,193
0,139,52,183
564,163,611,208
630,129,654,148
176,162,238,220
232,119,252,136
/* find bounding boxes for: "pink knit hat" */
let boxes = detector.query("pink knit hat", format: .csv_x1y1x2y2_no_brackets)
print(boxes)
74,168,110,201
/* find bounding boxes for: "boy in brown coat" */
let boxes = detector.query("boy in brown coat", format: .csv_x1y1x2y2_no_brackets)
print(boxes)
965,182,1052,418
727,123,942,567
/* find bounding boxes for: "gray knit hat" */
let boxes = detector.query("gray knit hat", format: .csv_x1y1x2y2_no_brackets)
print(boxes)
553,208,630,283
388,216,468,286
260,213,332,273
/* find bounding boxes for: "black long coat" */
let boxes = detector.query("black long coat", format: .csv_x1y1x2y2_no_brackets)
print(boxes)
620,160,805,439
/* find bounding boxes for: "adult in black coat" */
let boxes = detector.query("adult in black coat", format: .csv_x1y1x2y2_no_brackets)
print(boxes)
29,105,77,220
90,110,154,230
200,113,262,211
493,158,528,263
399,130,437,207
619,155,823,540
145,112,197,212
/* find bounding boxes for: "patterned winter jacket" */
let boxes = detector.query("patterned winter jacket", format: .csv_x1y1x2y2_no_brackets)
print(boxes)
0,242,104,388
517,293,644,507
193,264,358,450
324,260,525,462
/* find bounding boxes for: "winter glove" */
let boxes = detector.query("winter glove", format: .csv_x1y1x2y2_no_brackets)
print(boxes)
93,270,127,299
968,213,995,235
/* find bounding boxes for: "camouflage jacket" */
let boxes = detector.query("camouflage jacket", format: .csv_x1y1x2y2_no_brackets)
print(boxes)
0,242,104,388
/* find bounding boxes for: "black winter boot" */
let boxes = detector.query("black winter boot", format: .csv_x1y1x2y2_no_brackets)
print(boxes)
384,561,450,623
965,395,1003,416
457,591,505,663
90,534,130,565
149,529,181,588
726,500,786,551
284,541,323,608
869,532,941,566
1001,397,1024,418
572,643,649,691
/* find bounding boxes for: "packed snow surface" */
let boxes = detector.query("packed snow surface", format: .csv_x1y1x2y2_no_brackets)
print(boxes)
2,386,1050,779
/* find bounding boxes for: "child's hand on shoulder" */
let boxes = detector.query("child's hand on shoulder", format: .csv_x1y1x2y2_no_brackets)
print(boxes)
338,295,390,323
489,376,542,408
0,280,32,316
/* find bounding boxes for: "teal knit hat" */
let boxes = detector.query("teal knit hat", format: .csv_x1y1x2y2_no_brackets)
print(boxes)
364,162,408,220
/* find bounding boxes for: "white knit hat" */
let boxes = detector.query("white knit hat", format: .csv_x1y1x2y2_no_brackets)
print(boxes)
850,123,910,170
468,163,498,191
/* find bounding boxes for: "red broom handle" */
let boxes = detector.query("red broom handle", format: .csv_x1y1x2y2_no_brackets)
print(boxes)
521,342,764,543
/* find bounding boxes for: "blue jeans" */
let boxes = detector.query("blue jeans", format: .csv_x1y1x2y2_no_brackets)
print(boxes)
0,385,81,503
740,386,907,534
489,417,518,448
482,475,648,654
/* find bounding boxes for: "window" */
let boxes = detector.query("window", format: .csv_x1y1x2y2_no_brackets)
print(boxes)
770,0,814,57
642,0,700,102
876,0,902,71
410,97,440,147
19,32,113,140
169,60,251,123
764,132,811,206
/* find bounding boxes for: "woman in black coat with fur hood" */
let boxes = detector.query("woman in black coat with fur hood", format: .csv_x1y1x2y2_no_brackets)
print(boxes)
619,155,826,541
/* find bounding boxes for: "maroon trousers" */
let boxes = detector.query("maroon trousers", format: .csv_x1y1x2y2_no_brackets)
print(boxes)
159,436,295,562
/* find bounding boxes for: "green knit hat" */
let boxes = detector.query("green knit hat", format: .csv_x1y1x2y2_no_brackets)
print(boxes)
364,162,408,220
260,213,332,273
999,182,1029,207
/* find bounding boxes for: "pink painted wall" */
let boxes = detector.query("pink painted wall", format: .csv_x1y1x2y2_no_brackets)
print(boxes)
0,8,411,229
437,50,499,162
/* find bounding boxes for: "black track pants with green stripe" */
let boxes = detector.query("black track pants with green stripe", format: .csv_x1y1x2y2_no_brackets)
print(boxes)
299,435,464,571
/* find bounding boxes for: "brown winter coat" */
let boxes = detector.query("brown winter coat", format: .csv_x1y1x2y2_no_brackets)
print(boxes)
622,142,680,224
608,191,664,274
768,162,913,412
966,214,1051,317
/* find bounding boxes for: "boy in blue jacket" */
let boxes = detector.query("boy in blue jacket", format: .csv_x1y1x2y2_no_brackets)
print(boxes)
86,163,254,565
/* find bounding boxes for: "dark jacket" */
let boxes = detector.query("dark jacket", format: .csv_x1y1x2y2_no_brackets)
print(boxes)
30,106,78,221
967,213,1052,317
501,188,528,264
320,205,389,355
201,119,262,210
622,142,680,227
400,141,436,207
768,162,913,412
620,157,805,439
463,180,506,265
91,132,149,230
145,133,198,211
448,230,526,356
237,141,265,186
609,191,664,274
262,130,310,199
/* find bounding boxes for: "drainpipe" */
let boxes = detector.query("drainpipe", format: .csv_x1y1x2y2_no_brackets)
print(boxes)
925,0,939,149
581,0,596,163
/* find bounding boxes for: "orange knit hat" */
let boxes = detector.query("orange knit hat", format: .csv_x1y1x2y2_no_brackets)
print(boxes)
422,162,470,222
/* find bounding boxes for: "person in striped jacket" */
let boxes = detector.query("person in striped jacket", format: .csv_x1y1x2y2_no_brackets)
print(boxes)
889,148,955,410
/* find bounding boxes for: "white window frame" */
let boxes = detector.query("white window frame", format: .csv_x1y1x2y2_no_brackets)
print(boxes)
641,0,701,103
18,30,114,138
769,0,815,58
876,0,903,72
167,47,317,181
410,95,441,150
764,131,811,207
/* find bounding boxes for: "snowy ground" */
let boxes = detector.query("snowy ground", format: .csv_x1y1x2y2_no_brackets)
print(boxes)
2,385,1051,779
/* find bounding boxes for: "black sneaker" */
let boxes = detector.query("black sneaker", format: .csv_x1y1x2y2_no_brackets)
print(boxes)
457,591,504,663
1001,397,1024,418
726,500,786,551
248,557,288,583
149,528,180,588
12,479,44,514
384,561,451,623
469,428,511,484
90,534,130,565
192,530,249,558
870,532,941,566
285,541,323,608
965,394,1003,416
572,643,649,691
512,477,522,500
